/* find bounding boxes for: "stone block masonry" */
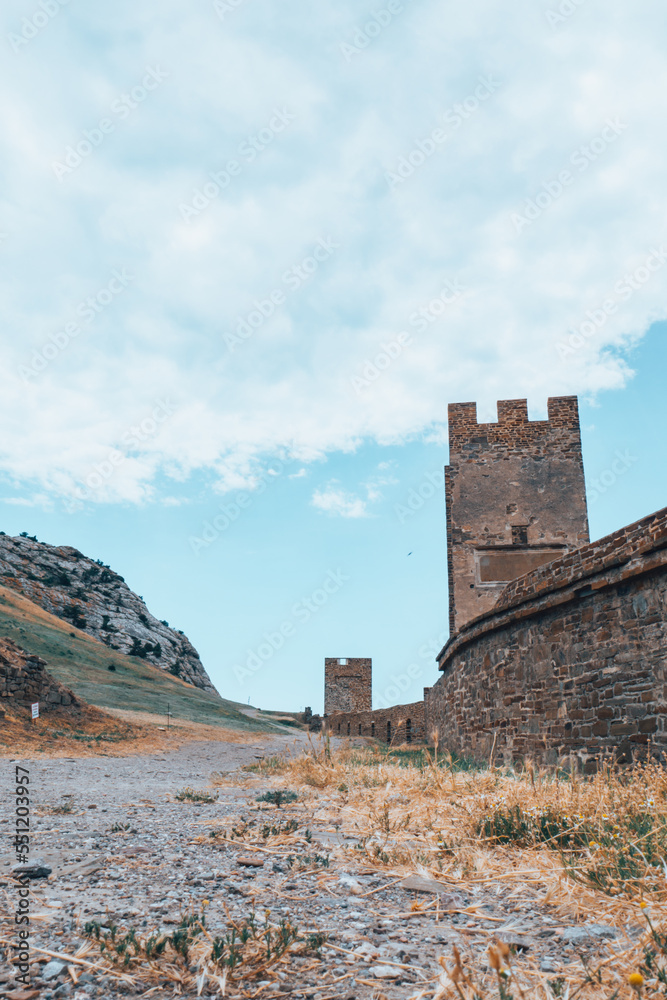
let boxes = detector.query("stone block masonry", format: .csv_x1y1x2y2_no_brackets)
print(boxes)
427,506,667,768
323,698,427,745
446,396,589,634
0,638,79,719
324,657,372,715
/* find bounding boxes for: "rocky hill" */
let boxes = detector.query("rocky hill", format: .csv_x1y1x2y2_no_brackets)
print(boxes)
0,533,215,692
0,582,274,730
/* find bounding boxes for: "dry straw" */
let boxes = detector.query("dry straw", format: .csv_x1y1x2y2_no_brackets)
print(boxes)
246,737,667,998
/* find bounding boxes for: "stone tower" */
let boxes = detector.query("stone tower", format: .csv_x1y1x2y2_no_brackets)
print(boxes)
446,396,589,634
324,657,372,715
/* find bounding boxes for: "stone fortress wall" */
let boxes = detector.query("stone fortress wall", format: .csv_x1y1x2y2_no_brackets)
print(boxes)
426,506,667,767
324,395,667,766
324,698,427,745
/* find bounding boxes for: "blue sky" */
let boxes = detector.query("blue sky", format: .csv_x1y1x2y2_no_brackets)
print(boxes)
0,1,665,711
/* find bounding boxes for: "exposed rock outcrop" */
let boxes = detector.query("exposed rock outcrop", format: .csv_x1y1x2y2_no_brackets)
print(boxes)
0,533,215,692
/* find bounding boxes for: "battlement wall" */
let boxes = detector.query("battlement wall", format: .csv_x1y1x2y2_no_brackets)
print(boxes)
448,396,582,453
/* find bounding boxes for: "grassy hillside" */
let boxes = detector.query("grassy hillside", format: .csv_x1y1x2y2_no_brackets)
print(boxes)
0,584,275,732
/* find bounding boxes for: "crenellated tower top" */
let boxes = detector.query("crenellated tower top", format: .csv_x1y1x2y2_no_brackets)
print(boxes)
445,396,589,634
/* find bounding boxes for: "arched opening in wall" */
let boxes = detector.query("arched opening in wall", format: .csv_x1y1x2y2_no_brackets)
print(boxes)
387,720,392,744
371,722,375,737
347,722,350,736
406,719,412,743
358,724,362,735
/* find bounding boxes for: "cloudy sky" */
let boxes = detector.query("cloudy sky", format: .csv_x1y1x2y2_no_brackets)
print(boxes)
1,0,665,711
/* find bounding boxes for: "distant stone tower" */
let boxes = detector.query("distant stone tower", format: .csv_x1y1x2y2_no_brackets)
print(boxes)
324,658,372,716
446,396,589,633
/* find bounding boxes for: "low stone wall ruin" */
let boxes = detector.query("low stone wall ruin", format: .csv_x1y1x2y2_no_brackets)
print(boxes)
0,638,79,719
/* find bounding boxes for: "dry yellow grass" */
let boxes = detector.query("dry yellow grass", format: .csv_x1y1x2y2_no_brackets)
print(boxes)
0,703,264,758
243,738,667,999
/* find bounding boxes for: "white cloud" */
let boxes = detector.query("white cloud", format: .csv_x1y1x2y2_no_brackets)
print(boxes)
0,496,52,508
312,462,398,516
363,465,399,503
311,483,369,519
0,0,665,504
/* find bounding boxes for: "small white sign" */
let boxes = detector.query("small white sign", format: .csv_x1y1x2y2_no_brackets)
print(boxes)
31,703,39,720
